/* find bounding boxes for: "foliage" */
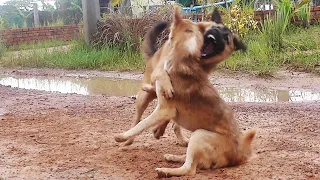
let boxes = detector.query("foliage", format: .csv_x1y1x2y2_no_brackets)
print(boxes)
0,15,9,30
45,17,64,27
224,5,258,37
0,43,5,58
7,40,68,51
1,40,144,71
212,0,258,37
4,0,33,11
295,3,311,27
260,0,311,51
93,5,175,50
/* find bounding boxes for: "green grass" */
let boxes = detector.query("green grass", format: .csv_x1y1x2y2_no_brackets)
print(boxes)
0,26,319,75
0,43,5,58
1,41,144,71
221,25,320,75
286,51,320,72
7,40,69,51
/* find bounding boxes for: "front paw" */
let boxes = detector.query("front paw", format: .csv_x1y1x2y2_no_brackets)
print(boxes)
162,86,174,99
114,133,128,142
155,168,172,178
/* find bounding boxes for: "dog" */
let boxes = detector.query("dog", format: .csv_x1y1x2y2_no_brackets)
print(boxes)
114,6,255,177
124,7,247,146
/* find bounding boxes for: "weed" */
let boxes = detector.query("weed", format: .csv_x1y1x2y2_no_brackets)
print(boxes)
286,50,320,72
0,43,5,58
7,40,69,51
1,40,144,71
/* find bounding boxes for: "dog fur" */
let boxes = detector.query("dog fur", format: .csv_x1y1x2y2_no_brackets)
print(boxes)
124,7,247,146
114,6,255,177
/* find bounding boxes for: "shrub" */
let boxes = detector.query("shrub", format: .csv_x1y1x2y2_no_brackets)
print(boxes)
92,4,176,51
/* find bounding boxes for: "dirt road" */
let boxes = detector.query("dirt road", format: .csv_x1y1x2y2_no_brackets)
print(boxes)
0,69,319,179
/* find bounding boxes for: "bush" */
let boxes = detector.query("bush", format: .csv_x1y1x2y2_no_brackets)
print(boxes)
92,5,176,51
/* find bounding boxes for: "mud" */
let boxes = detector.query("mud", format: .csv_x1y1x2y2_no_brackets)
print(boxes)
0,68,319,179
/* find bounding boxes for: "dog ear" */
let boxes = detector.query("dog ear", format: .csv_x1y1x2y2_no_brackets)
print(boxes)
211,8,223,24
197,23,206,34
233,35,247,52
173,6,183,25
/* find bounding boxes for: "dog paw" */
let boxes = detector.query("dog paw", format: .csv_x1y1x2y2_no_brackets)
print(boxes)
114,134,127,142
141,83,154,92
162,86,174,99
152,126,165,139
163,154,174,162
155,168,171,178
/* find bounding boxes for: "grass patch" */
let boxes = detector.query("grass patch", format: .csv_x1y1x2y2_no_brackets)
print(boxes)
221,25,320,75
287,51,320,72
0,43,5,58
0,41,144,71
7,40,69,51
0,26,319,75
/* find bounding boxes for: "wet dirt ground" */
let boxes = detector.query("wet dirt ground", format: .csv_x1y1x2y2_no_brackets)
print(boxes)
0,68,319,179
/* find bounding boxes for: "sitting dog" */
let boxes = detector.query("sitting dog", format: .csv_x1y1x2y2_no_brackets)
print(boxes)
114,6,255,177
125,7,246,146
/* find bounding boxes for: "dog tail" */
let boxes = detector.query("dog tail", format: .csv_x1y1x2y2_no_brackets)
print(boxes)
240,129,256,159
141,21,168,60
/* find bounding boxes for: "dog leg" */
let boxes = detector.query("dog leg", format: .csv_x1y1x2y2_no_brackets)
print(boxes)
152,121,170,139
124,89,156,146
164,154,186,163
115,104,176,142
156,155,198,178
173,123,189,147
156,140,199,177
115,81,176,142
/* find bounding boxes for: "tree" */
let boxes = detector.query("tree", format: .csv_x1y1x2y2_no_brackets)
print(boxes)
4,0,33,11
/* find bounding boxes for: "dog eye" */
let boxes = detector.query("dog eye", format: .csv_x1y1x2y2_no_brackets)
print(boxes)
223,34,229,42
185,29,193,33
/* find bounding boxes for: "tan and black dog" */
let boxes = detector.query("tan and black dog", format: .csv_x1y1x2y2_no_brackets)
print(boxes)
124,7,247,146
115,6,255,177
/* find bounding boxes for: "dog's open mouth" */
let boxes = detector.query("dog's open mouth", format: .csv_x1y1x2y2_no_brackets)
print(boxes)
201,28,226,59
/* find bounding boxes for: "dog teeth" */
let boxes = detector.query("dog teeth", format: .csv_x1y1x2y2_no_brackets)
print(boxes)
207,34,215,40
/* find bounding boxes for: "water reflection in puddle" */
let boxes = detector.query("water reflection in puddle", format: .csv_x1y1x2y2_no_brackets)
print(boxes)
0,76,319,102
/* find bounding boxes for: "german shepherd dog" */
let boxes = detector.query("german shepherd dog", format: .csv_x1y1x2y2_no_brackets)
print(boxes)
114,6,255,177
124,7,247,146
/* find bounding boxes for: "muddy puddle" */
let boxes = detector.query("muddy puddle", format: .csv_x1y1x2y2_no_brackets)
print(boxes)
1,75,320,102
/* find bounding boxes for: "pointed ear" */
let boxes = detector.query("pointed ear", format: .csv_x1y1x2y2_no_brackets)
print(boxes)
197,23,206,34
211,8,223,24
233,35,247,52
173,6,183,25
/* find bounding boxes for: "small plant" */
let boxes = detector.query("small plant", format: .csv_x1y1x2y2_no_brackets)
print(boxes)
213,0,258,37
260,0,312,51
46,18,65,27
0,16,9,30
11,23,19,29
224,5,258,37
296,3,311,28
0,43,5,58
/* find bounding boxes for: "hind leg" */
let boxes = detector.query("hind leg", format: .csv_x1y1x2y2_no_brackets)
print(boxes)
173,123,189,147
156,149,198,177
164,154,186,163
124,89,156,146
155,135,201,177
